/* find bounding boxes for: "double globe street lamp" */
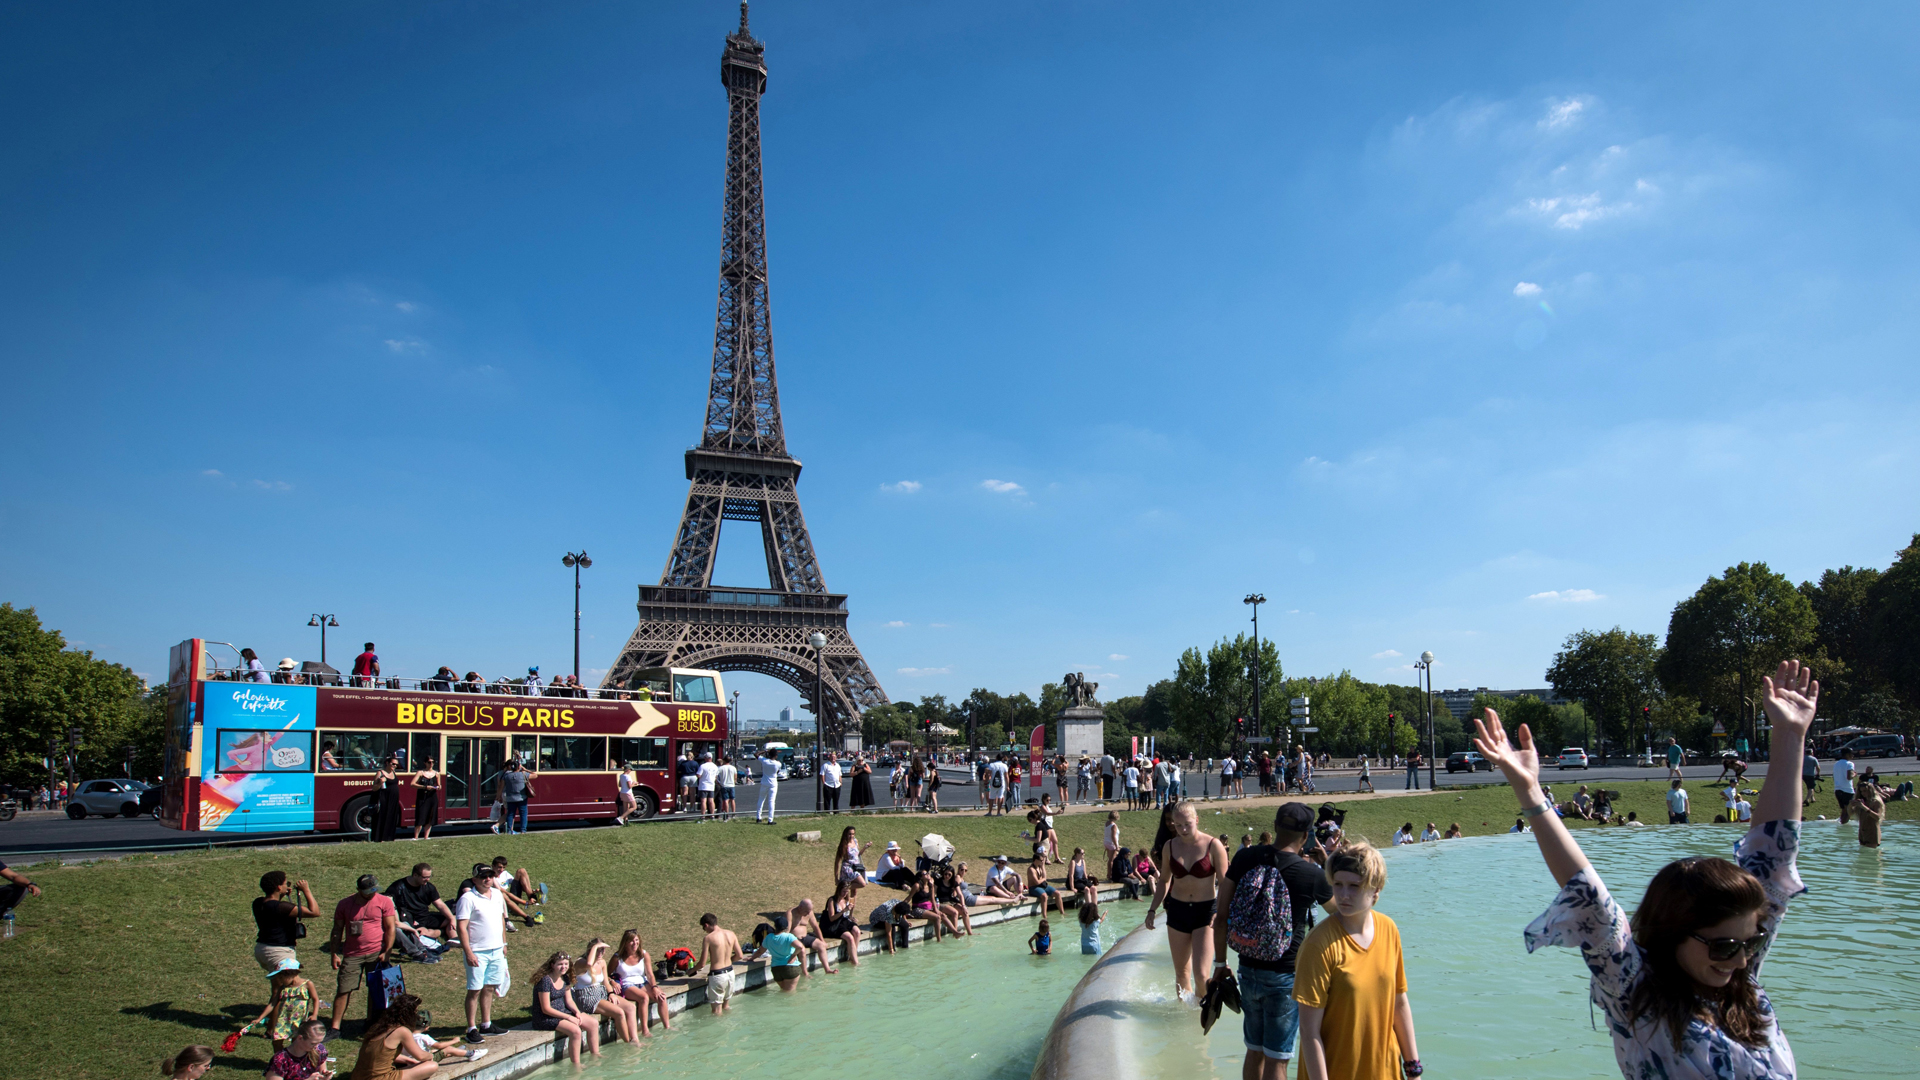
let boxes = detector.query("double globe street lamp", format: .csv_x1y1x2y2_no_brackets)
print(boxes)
1411,650,1436,789
810,631,828,812
562,551,593,684
307,614,339,665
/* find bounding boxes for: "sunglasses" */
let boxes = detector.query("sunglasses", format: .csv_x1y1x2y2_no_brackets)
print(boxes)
1690,932,1769,962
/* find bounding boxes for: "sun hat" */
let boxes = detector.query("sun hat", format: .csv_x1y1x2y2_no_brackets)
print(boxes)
271,957,302,975
277,658,296,671
884,841,900,851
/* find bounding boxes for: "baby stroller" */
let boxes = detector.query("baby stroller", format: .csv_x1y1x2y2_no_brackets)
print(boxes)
913,833,954,874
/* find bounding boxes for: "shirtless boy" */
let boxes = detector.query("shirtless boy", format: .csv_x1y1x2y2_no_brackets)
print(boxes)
695,913,747,1015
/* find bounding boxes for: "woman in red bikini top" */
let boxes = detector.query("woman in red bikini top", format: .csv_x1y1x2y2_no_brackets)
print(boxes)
1144,800,1229,1000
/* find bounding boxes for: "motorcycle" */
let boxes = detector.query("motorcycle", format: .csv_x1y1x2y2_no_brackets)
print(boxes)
0,797,19,822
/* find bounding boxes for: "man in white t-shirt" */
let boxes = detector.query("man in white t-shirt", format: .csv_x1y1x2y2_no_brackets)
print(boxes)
1721,783,1740,817
1735,796,1753,822
1833,756,1856,823
1098,753,1116,801
820,752,843,812
456,864,509,1045
696,753,719,818
987,759,1010,816
1122,763,1141,810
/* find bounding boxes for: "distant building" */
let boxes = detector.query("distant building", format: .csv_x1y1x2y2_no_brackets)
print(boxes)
779,706,793,728
1438,687,1567,720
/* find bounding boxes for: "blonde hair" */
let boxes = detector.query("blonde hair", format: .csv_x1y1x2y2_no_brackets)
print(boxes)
1326,839,1387,893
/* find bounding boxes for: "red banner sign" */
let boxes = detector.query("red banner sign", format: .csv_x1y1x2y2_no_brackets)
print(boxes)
1029,725,1045,800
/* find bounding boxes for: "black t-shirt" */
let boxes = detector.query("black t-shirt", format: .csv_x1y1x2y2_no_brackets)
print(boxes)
253,896,299,946
1224,845,1331,974
385,877,441,919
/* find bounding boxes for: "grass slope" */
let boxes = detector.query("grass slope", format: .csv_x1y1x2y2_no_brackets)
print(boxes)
1,775,1907,1080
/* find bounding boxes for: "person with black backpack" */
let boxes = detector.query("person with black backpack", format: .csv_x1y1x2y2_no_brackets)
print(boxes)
1210,802,1334,1080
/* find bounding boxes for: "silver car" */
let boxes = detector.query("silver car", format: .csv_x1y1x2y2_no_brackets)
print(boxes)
68,779,148,819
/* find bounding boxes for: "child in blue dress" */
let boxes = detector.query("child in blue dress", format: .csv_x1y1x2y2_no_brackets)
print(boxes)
1028,919,1051,956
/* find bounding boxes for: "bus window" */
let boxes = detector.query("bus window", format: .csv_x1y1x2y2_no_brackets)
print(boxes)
511,735,537,767
673,673,719,703
326,731,409,771
618,737,670,769
410,726,439,768
539,736,607,771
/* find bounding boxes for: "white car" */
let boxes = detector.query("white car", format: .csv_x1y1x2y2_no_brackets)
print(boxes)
1557,748,1590,770
67,778,148,818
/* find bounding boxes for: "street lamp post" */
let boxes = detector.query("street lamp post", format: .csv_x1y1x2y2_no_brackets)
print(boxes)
307,614,339,665
561,551,593,684
1415,651,1437,789
810,631,828,813
1243,593,1265,742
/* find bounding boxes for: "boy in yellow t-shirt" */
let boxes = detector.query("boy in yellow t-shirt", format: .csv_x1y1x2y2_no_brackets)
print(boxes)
1293,841,1423,1080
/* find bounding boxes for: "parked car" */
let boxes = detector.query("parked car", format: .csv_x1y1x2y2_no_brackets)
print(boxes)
1837,734,1906,759
67,778,149,819
1557,747,1590,770
1445,751,1492,773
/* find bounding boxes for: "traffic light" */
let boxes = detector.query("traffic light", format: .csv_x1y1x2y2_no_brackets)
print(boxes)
1235,717,1246,735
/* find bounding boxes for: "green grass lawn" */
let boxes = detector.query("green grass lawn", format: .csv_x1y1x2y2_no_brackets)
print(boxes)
2,775,1909,1080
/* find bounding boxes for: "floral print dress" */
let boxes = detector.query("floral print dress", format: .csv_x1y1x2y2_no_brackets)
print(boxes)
1523,819,1805,1080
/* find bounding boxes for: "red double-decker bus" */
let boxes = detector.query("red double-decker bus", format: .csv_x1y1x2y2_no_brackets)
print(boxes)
160,639,728,835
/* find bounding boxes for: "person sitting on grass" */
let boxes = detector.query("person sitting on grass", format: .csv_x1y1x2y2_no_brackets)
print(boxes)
163,1046,215,1080
353,993,441,1080
529,952,601,1065
489,856,542,926
1443,823,1463,839
1420,823,1441,843
1028,918,1053,955
1024,856,1066,918
263,1020,332,1080
1471,659,1821,1080
1571,786,1596,821
1391,823,1415,846
1509,817,1529,833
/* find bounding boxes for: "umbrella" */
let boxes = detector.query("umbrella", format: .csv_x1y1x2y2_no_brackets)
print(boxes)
919,834,953,862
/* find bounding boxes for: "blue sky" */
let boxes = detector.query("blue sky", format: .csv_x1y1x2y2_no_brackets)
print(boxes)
4,3,1917,725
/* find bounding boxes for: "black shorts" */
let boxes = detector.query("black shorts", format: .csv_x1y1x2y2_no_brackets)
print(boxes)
1163,896,1216,934
1837,790,1854,809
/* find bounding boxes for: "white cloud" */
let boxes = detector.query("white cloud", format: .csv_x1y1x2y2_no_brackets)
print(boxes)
880,480,922,494
1109,654,1128,661
1372,649,1402,659
980,479,1025,495
1542,98,1586,130
1512,282,1542,297
896,666,952,677
250,479,293,492
1527,192,1634,230
1528,589,1604,602
395,301,417,313
201,469,224,478
383,337,427,354
884,620,909,628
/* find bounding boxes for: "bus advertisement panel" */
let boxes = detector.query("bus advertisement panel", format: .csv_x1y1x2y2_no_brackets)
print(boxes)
199,683,317,833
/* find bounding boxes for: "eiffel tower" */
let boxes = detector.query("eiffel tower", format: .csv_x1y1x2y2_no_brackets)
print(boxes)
603,3,890,742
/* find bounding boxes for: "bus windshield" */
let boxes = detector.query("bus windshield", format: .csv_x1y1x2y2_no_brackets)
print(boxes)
673,673,719,703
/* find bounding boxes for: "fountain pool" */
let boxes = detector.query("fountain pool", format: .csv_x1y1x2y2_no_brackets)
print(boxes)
538,821,1913,1080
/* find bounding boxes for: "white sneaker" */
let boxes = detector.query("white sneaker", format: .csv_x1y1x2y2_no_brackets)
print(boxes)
467,1049,489,1062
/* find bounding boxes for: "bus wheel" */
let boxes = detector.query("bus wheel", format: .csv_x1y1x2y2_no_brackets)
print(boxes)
343,796,376,838
632,790,658,820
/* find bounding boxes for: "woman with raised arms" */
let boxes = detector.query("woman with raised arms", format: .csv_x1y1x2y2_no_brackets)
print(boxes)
1473,659,1817,1080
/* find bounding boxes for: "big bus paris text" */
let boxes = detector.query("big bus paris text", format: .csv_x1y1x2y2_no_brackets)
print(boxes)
159,639,729,835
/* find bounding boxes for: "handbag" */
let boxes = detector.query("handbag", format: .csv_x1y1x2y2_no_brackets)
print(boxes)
293,920,308,940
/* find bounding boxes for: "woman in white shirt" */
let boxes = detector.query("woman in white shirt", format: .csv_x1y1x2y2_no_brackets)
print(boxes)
716,757,738,817
1392,822,1416,845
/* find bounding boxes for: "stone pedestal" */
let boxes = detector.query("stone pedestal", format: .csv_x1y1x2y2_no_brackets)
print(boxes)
1058,704,1105,764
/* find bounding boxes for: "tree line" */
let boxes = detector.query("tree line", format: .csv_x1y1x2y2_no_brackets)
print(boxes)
0,604,167,788
1548,534,1920,754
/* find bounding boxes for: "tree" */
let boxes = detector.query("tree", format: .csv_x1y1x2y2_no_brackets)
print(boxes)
1470,693,1553,755
1800,566,1882,722
1869,535,1920,715
1657,563,1816,744
0,603,155,786
1549,626,1663,757
1169,634,1285,758
859,704,914,748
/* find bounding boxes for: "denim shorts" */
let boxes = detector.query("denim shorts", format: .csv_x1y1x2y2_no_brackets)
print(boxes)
1238,967,1298,1060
